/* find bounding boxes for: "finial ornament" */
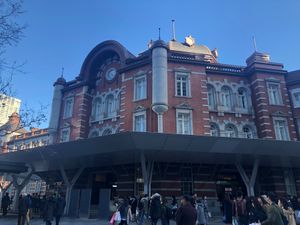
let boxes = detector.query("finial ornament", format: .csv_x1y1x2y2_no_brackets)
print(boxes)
185,35,196,47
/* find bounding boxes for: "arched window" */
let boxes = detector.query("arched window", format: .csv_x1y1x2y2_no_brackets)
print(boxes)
225,124,238,138
207,84,216,110
90,130,99,138
243,126,254,139
105,94,114,117
92,97,102,121
210,122,220,136
238,88,248,110
102,128,112,136
220,86,233,110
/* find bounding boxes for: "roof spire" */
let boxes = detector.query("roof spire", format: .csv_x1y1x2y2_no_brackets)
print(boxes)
252,35,257,52
158,27,161,40
172,19,176,41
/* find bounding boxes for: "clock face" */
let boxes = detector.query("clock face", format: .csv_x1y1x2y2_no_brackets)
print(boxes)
105,68,117,81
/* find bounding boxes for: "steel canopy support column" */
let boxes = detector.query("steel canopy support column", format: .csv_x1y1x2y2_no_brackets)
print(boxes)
236,159,260,197
59,164,85,215
12,168,35,210
141,152,154,197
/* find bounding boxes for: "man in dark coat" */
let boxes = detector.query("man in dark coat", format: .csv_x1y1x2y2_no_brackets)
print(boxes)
44,194,56,225
150,193,162,225
175,195,197,225
1,192,10,216
54,194,66,225
18,195,29,225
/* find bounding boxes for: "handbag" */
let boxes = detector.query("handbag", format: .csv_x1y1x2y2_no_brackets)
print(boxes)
115,211,121,222
109,213,116,225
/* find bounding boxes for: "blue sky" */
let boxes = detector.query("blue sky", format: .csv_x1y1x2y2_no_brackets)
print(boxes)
5,0,300,127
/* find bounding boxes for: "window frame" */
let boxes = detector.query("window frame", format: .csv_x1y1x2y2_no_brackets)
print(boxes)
273,117,290,141
60,128,70,143
207,84,217,110
176,109,193,135
91,97,102,122
267,82,283,106
134,74,147,101
224,124,238,138
133,111,147,132
104,94,115,118
220,86,233,111
290,88,300,108
63,97,74,119
175,72,191,97
210,122,220,137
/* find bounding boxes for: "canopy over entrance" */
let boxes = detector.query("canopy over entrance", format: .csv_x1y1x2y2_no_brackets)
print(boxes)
0,132,299,172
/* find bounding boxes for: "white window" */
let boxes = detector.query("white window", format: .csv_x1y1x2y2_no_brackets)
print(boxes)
105,94,114,117
91,97,102,121
291,89,300,108
267,82,282,105
243,126,254,139
102,129,112,136
238,88,248,109
175,73,190,97
60,128,70,143
207,84,216,110
273,118,290,140
133,111,146,132
134,75,147,100
210,122,219,136
224,124,238,138
63,98,74,118
176,109,193,135
220,86,233,110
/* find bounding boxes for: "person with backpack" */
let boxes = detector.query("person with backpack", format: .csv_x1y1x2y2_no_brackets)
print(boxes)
137,194,148,225
161,197,172,225
234,191,248,225
260,194,284,225
150,193,162,225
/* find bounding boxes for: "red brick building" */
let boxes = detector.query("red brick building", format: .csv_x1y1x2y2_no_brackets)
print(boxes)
25,36,300,215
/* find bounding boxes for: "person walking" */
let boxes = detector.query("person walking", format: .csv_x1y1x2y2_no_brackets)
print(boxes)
118,198,130,225
43,194,56,225
223,192,233,225
196,198,208,225
234,191,248,225
260,194,284,225
137,194,148,225
54,194,66,225
279,198,296,225
26,194,32,225
175,195,197,225
246,197,267,224
18,195,29,225
129,195,137,222
161,197,172,225
1,192,10,216
150,193,162,225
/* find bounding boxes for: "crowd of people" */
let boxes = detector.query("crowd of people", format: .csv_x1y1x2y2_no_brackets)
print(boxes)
15,192,65,225
110,192,210,225
109,191,300,225
222,191,300,225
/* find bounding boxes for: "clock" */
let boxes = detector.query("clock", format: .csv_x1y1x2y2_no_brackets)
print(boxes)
105,68,117,81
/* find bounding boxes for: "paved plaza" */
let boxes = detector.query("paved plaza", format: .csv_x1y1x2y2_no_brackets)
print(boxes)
0,216,224,225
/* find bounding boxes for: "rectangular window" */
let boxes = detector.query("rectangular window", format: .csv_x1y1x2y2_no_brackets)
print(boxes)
273,118,290,141
175,73,190,97
291,89,300,108
133,111,146,132
267,82,282,105
63,97,74,118
134,75,147,100
60,128,70,143
176,109,193,135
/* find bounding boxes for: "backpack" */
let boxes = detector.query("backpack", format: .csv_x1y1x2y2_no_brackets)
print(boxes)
166,206,173,220
138,200,144,211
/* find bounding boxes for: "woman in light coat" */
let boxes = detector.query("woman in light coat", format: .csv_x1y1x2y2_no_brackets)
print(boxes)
196,199,207,225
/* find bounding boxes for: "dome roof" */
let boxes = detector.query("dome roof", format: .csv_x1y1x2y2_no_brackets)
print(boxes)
168,40,213,56
54,77,66,86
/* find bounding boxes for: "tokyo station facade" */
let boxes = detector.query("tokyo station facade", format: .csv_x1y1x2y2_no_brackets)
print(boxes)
2,35,300,217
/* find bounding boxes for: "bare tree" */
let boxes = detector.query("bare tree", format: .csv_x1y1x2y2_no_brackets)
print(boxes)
0,0,47,137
